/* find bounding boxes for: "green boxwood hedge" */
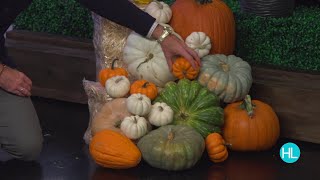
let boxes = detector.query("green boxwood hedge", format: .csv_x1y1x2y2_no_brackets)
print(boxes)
224,0,320,72
14,0,320,72
14,0,93,39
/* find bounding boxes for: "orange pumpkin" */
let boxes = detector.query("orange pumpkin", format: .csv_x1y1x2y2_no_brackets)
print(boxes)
223,95,280,151
99,59,128,87
206,133,228,163
130,80,158,100
89,130,141,169
170,0,235,55
172,57,199,80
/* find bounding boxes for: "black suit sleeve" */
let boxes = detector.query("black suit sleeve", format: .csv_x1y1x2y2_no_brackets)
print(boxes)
77,0,156,37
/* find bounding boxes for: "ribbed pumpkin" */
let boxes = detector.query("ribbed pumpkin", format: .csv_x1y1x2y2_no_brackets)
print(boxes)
89,130,141,169
198,54,252,103
206,133,228,163
223,95,280,151
170,0,235,55
137,125,205,171
123,32,176,87
172,57,200,80
99,59,128,87
130,80,158,100
154,79,224,137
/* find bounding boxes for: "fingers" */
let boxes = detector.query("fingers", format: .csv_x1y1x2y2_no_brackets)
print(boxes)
180,51,197,69
161,35,201,70
23,75,32,87
13,89,25,97
16,73,32,97
186,46,201,67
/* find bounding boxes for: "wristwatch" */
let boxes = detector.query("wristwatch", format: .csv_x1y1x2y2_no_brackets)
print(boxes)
157,25,173,43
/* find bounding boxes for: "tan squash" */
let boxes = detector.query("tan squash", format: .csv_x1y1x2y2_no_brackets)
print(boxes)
91,98,132,136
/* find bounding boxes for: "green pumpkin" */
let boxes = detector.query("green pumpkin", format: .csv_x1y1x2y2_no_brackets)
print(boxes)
154,79,224,137
198,54,252,103
137,125,205,171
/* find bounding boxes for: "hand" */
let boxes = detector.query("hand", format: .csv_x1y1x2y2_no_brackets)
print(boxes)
0,65,32,97
152,25,201,71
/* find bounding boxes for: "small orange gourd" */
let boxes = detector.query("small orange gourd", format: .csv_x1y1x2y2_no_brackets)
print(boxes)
172,57,199,80
130,80,158,100
206,133,228,163
223,95,280,151
99,59,128,87
89,130,141,169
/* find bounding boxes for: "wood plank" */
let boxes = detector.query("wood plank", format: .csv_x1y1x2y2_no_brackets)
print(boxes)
5,30,96,104
251,66,320,144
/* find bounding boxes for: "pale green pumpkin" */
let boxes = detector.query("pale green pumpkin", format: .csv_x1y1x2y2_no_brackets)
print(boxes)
137,125,205,171
198,54,252,103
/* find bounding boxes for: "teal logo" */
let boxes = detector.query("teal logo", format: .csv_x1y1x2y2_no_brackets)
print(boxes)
280,142,300,163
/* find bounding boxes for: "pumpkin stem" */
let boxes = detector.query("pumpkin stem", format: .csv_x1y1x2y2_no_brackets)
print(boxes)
155,0,163,9
115,76,123,83
179,112,189,120
133,116,138,124
158,105,164,112
240,95,254,117
168,132,174,141
224,143,232,148
111,59,119,70
114,120,122,128
196,0,213,5
142,81,149,88
136,53,154,70
219,62,230,72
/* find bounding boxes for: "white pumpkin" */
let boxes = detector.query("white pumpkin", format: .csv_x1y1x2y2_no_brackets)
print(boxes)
105,76,130,98
148,102,173,126
120,115,148,140
123,31,176,87
127,93,152,116
186,32,211,58
145,1,172,23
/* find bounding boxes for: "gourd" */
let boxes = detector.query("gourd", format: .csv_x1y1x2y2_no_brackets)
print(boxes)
148,102,174,126
123,32,176,87
89,130,141,169
99,59,128,87
137,125,205,171
127,93,152,116
198,54,252,103
91,98,132,136
223,95,280,151
172,57,199,80
206,133,228,163
154,79,224,137
105,76,130,98
120,115,148,140
185,32,211,58
145,1,172,23
170,0,236,55
130,80,158,100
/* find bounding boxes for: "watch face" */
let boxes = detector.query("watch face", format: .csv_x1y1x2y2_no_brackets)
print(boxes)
164,26,173,33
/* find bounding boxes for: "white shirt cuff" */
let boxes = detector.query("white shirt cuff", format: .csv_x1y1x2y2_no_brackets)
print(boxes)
146,21,159,39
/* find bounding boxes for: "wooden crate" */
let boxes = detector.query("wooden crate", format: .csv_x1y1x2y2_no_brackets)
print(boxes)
5,30,96,104
250,66,320,144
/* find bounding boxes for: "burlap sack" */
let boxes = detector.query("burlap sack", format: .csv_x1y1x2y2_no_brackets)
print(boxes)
83,3,147,144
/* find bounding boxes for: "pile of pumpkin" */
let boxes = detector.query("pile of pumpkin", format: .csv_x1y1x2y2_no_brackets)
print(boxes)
89,0,280,171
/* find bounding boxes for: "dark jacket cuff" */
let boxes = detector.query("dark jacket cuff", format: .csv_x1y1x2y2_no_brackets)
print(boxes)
78,0,156,37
